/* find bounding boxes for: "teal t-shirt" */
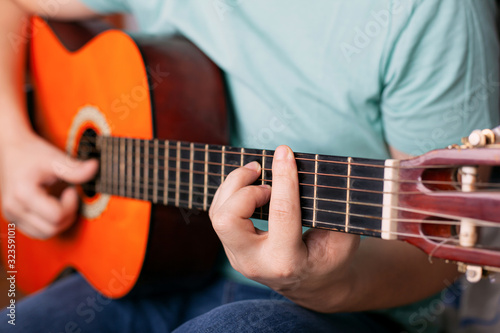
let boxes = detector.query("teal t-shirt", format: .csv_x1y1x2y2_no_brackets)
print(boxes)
78,0,499,332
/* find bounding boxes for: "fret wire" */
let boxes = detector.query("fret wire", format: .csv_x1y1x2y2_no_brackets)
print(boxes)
221,146,226,185
100,137,107,193
153,139,159,204
102,137,108,194
188,142,194,209
108,138,113,194
204,144,209,211
240,147,245,167
143,140,149,201
113,138,119,196
312,154,319,228
135,139,141,199
119,137,125,198
261,149,266,219
163,140,169,205
127,138,133,198
345,157,352,232
175,141,181,207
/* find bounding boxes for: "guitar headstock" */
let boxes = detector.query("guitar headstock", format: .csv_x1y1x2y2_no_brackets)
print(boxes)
396,127,500,282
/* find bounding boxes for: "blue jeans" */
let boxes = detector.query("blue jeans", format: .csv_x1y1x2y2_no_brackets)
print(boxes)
0,274,401,332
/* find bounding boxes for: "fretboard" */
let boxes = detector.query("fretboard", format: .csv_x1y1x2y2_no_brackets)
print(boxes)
95,136,387,238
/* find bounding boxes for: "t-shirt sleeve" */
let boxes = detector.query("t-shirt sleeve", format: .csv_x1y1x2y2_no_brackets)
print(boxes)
381,0,499,156
79,0,130,14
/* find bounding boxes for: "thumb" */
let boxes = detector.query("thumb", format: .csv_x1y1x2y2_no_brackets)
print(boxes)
51,153,99,184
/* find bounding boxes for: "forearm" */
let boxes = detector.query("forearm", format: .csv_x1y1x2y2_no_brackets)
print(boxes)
0,0,98,144
0,1,32,143
341,238,460,312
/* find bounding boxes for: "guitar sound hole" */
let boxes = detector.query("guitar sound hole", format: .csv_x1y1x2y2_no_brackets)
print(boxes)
77,128,99,198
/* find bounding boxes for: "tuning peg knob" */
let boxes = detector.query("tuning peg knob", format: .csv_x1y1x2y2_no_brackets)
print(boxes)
468,130,487,147
465,265,483,283
463,128,497,148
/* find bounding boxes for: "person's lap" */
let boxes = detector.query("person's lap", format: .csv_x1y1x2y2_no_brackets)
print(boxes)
0,273,401,332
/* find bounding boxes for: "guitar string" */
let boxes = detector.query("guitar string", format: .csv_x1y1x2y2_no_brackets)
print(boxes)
81,179,499,228
79,181,458,240
77,138,493,171
76,184,479,243
77,141,500,189
100,157,500,190
76,140,498,243
266,213,497,251
80,138,500,225
265,214,491,250
93,162,500,196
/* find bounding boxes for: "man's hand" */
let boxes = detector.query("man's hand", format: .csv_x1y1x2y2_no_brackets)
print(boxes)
0,132,98,239
209,145,360,312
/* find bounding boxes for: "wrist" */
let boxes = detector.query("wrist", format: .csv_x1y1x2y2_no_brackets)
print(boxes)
0,121,34,152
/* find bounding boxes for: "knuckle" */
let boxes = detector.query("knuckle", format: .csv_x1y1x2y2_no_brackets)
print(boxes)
238,186,256,198
42,225,59,239
270,198,294,220
12,185,29,203
210,211,232,235
50,209,65,226
273,263,296,280
1,197,17,218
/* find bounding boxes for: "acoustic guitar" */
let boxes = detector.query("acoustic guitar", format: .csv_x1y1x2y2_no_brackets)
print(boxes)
1,17,500,298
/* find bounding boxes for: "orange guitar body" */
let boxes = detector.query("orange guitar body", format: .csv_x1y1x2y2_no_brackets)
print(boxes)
0,18,227,298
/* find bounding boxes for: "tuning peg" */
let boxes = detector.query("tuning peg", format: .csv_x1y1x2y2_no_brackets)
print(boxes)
462,128,498,148
458,263,483,283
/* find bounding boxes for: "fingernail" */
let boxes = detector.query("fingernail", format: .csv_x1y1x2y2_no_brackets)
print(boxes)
259,184,271,190
244,161,261,172
274,146,291,160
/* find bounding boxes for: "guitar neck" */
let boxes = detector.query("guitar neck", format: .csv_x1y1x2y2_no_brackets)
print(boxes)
95,136,390,238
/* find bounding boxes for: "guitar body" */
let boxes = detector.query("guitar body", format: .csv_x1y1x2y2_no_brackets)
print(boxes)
0,17,227,298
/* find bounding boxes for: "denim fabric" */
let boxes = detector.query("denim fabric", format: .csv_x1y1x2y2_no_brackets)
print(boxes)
0,273,401,332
